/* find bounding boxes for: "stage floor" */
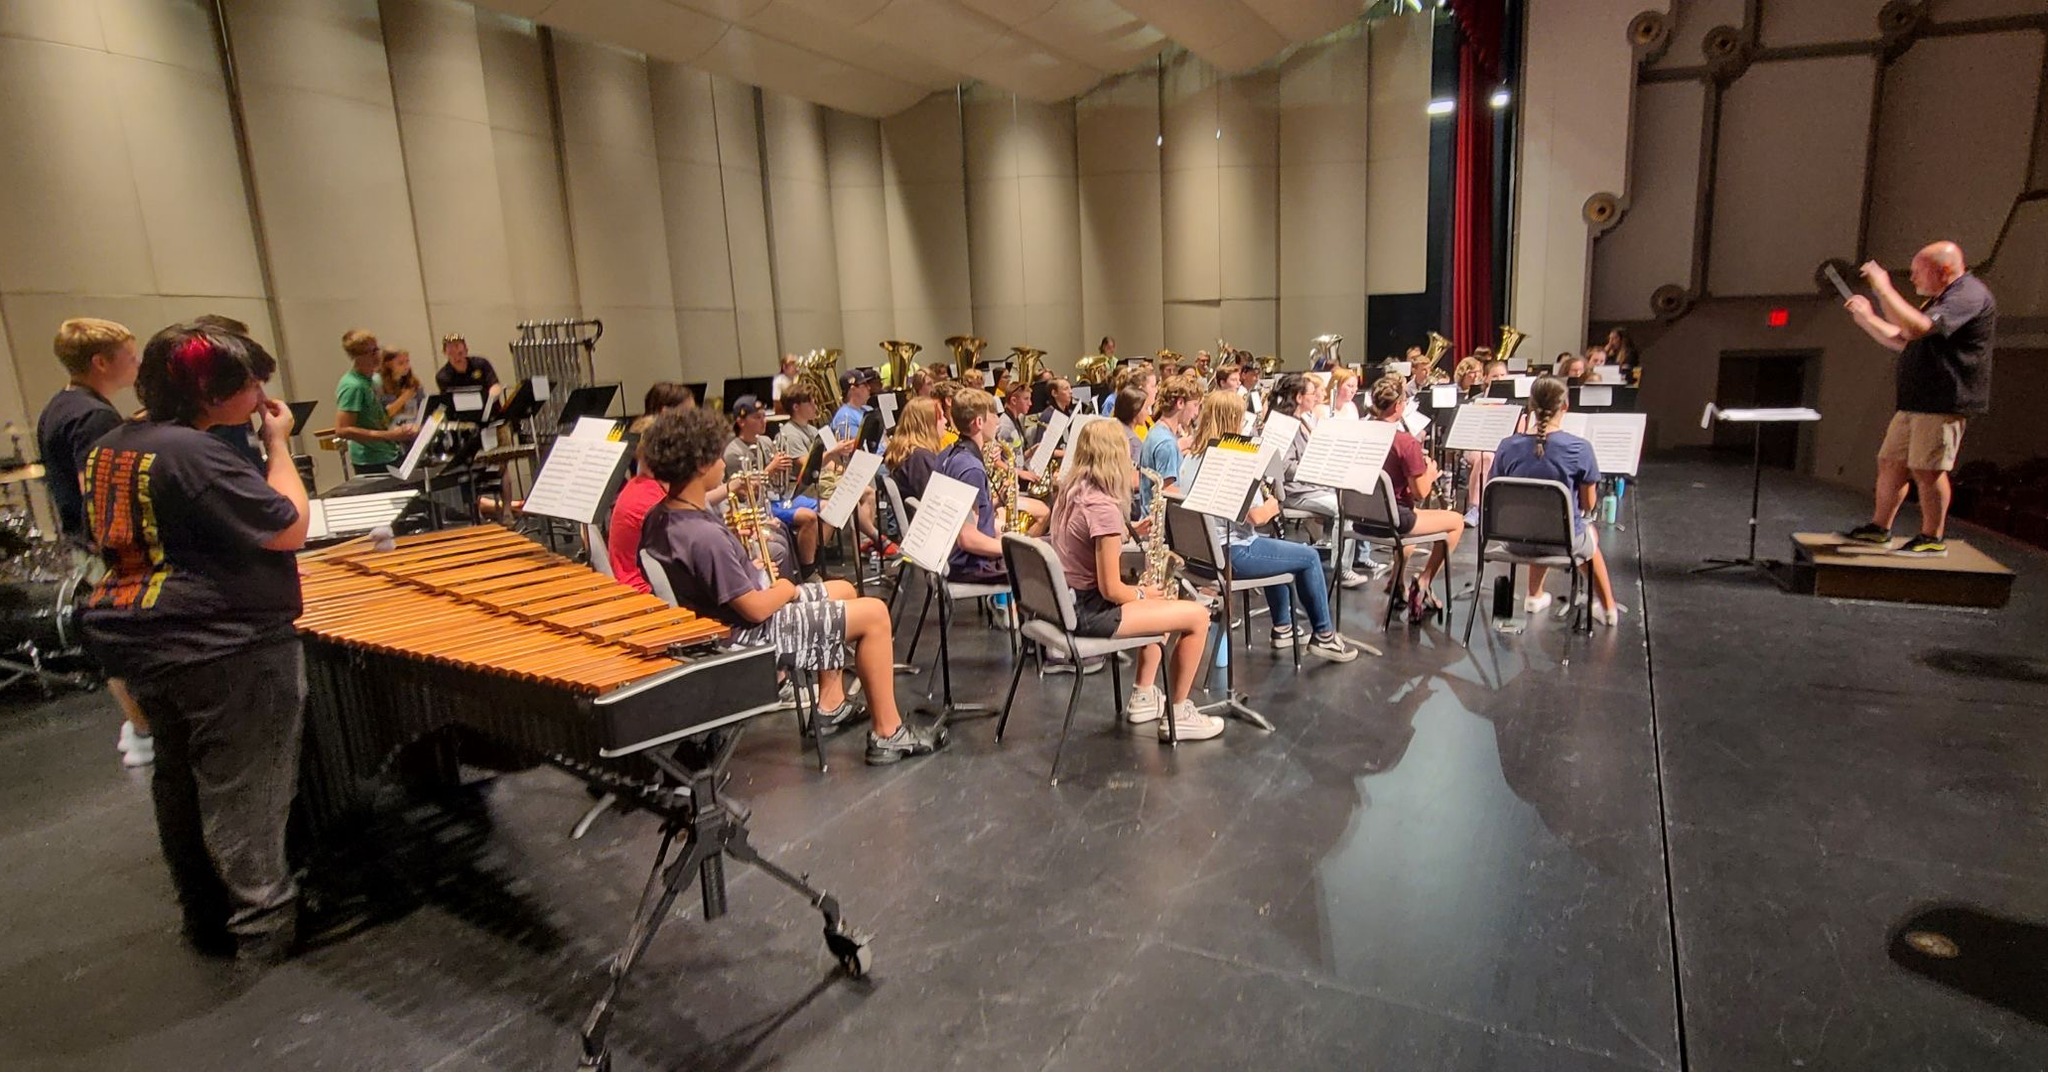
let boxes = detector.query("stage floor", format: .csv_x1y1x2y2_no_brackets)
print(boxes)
2,452,2044,1070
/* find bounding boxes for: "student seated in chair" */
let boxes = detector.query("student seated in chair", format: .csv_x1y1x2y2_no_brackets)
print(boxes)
937,389,1045,583
883,396,946,501
1489,375,1621,626
639,408,945,766
1049,420,1221,742
1361,374,1465,623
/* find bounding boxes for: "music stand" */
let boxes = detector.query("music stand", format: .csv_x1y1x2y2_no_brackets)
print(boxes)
1693,405,1822,579
555,385,619,427
287,400,319,436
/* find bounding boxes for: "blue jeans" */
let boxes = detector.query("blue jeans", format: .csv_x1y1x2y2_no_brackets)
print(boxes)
1228,536,1333,636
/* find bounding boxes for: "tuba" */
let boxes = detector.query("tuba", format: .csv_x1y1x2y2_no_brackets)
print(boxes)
878,339,922,389
1254,354,1283,377
1496,324,1526,367
1075,352,1115,387
1424,331,1451,369
796,347,843,409
945,335,988,374
1010,345,1046,386
1309,334,1343,371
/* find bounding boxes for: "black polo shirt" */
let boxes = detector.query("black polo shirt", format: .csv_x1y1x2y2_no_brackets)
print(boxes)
1897,273,1995,415
35,385,122,544
435,355,501,395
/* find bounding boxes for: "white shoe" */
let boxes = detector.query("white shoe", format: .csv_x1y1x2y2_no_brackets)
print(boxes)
122,732,154,768
1524,592,1554,615
117,721,136,754
1269,624,1296,649
1339,567,1371,589
1306,633,1358,663
1595,603,1625,627
1159,700,1224,742
1126,685,1164,724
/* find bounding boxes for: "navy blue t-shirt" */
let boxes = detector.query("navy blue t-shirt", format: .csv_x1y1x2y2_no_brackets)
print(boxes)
35,385,122,544
1490,430,1602,535
934,440,1002,581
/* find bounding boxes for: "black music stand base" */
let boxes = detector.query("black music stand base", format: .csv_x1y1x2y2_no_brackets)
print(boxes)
1195,563,1275,732
577,732,868,1071
1691,421,1785,583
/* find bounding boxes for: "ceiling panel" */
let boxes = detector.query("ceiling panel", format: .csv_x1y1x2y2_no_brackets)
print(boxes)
468,0,1377,115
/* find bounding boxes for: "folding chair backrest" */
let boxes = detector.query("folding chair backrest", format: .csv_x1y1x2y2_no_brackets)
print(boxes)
639,549,680,605
1164,497,1222,575
1482,477,1575,548
1338,471,1403,537
881,472,912,531
1001,533,1076,632
585,522,614,577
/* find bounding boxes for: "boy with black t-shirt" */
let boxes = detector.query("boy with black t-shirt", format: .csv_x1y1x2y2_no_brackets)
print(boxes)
37,318,152,766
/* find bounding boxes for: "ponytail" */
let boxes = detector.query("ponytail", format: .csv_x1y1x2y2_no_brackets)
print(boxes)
1526,375,1568,458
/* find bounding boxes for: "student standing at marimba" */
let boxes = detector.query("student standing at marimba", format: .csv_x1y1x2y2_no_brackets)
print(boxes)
79,321,311,964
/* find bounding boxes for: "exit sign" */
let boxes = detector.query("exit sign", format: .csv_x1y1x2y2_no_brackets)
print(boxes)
1767,307,1790,327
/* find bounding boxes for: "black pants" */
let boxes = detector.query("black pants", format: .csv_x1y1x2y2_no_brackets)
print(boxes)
130,640,307,949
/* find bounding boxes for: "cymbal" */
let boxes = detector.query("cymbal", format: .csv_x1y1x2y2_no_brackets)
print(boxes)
0,463,44,485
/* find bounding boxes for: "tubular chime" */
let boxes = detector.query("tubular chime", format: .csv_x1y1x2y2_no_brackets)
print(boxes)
510,318,603,432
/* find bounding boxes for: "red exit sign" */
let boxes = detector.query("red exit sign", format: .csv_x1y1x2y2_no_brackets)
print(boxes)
1767,307,1790,327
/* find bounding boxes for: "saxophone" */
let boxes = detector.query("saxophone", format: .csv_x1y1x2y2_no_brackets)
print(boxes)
1136,468,1182,592
983,438,1027,532
724,463,779,583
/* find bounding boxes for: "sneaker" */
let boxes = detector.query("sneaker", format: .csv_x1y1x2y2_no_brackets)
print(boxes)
1269,624,1296,649
1126,685,1164,725
1844,522,1892,545
815,697,867,735
1339,567,1371,589
1463,507,1480,529
122,730,154,768
1595,602,1626,627
1159,700,1224,742
865,720,947,765
1352,556,1391,580
1524,592,1554,615
1307,633,1358,663
1897,534,1947,557
117,721,135,754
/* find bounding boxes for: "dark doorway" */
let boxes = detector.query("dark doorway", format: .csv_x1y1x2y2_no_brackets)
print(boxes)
1713,349,1816,469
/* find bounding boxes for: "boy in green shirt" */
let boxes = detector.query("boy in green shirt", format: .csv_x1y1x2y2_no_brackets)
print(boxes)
334,329,414,473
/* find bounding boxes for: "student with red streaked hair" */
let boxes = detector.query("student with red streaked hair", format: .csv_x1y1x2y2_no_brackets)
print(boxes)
80,320,311,966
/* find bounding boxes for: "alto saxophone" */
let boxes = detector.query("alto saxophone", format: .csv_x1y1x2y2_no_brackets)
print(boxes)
1137,468,1182,592
983,438,1027,532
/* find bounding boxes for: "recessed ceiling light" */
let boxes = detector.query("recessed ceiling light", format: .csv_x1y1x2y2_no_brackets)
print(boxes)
1489,87,1511,109
1426,98,1456,116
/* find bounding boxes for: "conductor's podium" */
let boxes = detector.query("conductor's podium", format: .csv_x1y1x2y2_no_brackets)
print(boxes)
1789,533,2015,608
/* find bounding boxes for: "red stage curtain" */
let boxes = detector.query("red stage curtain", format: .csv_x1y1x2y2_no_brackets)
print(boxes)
1449,34,1495,362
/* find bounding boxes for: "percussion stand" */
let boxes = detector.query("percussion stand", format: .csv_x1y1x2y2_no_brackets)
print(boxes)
0,646,94,696
577,727,867,1071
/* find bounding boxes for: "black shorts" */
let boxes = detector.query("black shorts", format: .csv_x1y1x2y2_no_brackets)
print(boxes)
1351,505,1418,540
1071,588,1124,638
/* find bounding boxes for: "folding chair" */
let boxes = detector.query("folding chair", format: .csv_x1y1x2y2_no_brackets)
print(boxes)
1460,476,1593,645
1334,473,1453,633
1163,499,1283,730
995,534,1171,784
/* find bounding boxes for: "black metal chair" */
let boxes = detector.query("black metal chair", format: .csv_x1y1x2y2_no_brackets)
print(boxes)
1334,473,1453,634
1460,476,1592,645
995,534,1170,784
880,474,1016,721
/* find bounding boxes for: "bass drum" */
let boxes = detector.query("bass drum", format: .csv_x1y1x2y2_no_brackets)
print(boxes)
0,571,85,652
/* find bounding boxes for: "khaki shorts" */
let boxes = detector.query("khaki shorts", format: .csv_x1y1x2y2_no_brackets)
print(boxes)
1878,411,1967,472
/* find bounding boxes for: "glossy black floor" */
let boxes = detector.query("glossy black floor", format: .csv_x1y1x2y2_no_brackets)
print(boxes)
3,453,2045,1070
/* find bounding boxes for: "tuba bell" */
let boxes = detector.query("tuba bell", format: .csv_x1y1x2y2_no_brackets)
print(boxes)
797,348,843,409
945,335,988,373
1309,333,1343,371
1009,345,1045,386
1496,324,1526,367
1075,352,1115,386
878,340,922,390
1424,331,1451,369
1254,354,1283,377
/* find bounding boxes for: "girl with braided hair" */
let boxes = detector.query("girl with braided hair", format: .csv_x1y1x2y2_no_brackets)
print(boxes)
1361,375,1464,622
1489,375,1621,625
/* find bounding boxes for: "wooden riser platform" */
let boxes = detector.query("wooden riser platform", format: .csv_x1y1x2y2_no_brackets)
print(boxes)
1789,532,2015,609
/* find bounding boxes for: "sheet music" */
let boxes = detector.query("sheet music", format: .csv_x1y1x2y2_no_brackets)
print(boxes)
1295,418,1397,494
396,410,444,482
981,369,996,387
316,490,419,535
1507,357,1529,372
1592,366,1625,385
878,393,900,431
1578,385,1613,408
819,449,880,528
532,375,549,401
1430,385,1458,409
305,498,329,541
521,435,630,523
1254,410,1301,479
1182,437,1264,521
1560,413,1590,439
453,388,484,414
1027,410,1070,474
1512,375,1534,398
1073,384,1094,406
900,471,975,573
1401,408,1430,437
816,424,838,452
1443,403,1523,452
569,415,616,442
1582,412,1647,476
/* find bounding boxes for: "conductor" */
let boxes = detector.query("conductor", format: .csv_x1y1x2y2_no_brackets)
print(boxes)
1842,241,1995,557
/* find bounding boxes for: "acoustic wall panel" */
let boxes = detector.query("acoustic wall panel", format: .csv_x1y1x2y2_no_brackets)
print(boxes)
1278,28,1369,369
1591,80,1705,321
763,92,845,356
881,92,972,355
1364,13,1431,297
826,109,895,350
1708,55,1877,297
1078,69,1163,359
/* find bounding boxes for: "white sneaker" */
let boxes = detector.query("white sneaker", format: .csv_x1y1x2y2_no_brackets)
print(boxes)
1126,685,1164,724
117,721,136,754
1339,567,1371,589
1524,592,1554,615
1159,700,1224,742
1595,603,1625,628
122,732,154,768
1269,624,1296,649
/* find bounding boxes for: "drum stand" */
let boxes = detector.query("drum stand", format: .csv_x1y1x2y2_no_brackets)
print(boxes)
576,727,867,1071
0,642,95,696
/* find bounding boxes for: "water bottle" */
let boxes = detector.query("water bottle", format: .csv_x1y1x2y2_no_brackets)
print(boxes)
992,592,1009,610
1601,492,1618,525
1214,629,1230,669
